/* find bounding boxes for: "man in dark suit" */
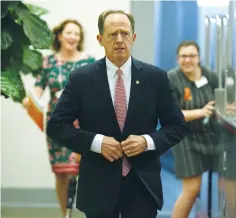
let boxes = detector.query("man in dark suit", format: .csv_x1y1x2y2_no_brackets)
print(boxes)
46,9,186,218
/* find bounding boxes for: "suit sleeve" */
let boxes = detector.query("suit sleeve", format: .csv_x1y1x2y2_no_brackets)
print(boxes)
46,70,96,155
149,71,187,156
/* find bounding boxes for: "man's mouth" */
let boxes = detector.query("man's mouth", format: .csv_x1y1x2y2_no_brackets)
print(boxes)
115,48,125,51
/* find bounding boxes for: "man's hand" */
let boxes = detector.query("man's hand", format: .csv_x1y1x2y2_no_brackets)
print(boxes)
121,135,147,157
101,136,123,162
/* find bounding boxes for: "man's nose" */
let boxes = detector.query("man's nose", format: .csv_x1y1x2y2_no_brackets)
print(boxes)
116,33,123,43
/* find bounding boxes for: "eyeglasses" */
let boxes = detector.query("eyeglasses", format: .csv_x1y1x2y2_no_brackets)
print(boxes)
178,54,199,59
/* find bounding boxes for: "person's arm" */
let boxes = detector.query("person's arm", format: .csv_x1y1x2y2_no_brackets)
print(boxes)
167,71,214,122
22,57,48,108
142,135,156,150
90,134,104,153
182,109,203,122
33,56,49,98
182,100,215,122
148,70,187,156
32,87,44,98
182,70,218,122
47,65,122,161
46,70,97,155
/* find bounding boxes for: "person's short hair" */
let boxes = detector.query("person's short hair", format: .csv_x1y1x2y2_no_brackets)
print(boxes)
52,19,84,52
98,10,135,35
177,40,200,55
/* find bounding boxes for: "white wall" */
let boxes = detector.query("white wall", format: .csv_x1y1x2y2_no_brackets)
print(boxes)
1,0,130,189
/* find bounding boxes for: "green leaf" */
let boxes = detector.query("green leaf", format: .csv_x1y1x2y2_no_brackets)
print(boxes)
1,28,13,50
1,91,10,99
15,2,53,49
9,45,23,72
23,47,43,70
1,1,19,18
0,70,25,101
25,3,49,17
1,42,22,70
1,1,51,102
1,4,8,18
6,1,19,9
1,14,14,50
20,63,33,74
1,13,30,48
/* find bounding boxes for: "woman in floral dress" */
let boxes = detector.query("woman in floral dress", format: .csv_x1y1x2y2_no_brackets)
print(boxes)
22,19,95,216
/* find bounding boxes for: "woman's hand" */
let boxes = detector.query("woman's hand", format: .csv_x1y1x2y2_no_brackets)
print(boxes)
22,97,31,109
22,87,44,109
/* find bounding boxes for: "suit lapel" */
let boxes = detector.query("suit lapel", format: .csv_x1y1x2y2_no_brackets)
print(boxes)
91,58,121,133
91,57,146,135
123,58,146,133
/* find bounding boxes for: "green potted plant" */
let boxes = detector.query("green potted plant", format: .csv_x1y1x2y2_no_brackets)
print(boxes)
1,1,53,102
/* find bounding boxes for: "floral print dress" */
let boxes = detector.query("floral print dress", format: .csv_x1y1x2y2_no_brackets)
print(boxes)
35,54,95,174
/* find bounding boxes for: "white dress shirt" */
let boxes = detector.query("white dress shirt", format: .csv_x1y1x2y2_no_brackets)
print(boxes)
90,57,156,153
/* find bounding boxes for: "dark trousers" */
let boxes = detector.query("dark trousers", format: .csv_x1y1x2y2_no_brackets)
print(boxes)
86,170,158,218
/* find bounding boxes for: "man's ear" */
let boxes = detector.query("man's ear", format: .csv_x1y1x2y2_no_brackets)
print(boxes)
97,34,103,47
132,33,136,43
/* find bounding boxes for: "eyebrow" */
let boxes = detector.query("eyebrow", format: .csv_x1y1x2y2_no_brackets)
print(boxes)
108,28,130,33
179,53,198,56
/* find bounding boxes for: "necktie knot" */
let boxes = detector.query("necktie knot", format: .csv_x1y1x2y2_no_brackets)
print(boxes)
116,68,123,77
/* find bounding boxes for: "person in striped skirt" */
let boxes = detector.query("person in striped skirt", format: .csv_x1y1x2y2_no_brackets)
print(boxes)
168,40,222,218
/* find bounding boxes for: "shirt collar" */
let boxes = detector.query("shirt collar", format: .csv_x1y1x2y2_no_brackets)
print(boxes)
106,57,132,79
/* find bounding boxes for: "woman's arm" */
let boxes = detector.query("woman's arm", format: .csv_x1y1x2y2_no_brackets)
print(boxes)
182,109,203,122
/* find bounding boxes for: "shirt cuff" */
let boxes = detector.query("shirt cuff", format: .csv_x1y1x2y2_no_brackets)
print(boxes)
90,134,104,153
142,134,156,151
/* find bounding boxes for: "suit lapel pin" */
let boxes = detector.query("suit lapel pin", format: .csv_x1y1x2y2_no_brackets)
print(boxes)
136,80,140,84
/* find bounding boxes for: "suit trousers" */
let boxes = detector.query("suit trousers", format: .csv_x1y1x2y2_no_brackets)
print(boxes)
85,170,158,218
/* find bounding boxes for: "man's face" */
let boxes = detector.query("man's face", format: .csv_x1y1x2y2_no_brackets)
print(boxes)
97,13,136,67
177,45,200,74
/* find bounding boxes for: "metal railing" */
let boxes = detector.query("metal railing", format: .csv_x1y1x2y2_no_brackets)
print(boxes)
203,1,236,218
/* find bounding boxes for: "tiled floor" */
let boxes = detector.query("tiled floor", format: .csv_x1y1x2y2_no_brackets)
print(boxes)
2,207,172,218
1,207,86,218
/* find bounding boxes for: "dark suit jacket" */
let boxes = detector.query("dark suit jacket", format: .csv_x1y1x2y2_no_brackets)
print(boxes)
46,57,187,214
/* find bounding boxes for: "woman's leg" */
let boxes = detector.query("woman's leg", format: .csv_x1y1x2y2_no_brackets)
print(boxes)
49,137,79,217
172,175,202,218
55,173,69,216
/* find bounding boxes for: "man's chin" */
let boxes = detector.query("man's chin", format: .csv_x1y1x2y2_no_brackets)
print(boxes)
115,53,128,59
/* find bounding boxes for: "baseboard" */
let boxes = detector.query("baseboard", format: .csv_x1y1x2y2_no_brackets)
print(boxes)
1,188,58,207
1,188,171,217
